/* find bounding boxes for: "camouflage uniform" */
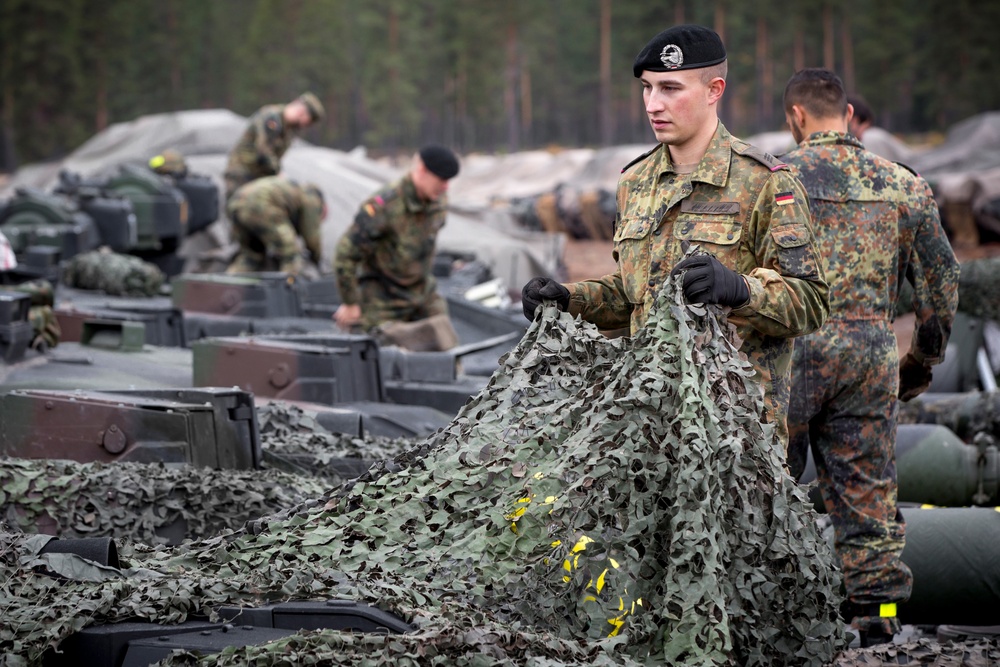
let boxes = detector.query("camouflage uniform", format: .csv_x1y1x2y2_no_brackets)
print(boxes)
223,104,296,201
10,280,60,350
783,131,960,632
566,122,829,447
333,175,449,330
226,176,322,275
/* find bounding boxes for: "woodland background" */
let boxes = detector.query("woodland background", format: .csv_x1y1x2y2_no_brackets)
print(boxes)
1,0,997,169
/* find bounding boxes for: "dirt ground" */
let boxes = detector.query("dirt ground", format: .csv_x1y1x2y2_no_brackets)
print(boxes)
561,238,1000,355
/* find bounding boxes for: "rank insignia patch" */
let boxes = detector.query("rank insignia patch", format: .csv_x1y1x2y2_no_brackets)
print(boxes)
775,191,795,206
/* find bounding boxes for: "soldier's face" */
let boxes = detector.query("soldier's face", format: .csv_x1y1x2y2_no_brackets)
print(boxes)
284,102,313,128
413,164,449,201
641,69,716,147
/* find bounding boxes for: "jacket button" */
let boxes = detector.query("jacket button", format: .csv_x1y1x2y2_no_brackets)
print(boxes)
653,229,661,236
727,232,735,240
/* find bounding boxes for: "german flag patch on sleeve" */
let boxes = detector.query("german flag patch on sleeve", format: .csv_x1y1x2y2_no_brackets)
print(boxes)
775,191,795,206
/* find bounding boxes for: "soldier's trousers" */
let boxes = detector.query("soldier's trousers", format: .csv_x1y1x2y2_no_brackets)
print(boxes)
357,279,450,331
787,319,913,607
226,214,302,275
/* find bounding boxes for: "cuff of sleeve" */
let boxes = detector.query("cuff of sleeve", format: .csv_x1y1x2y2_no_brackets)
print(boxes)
337,284,360,306
908,348,941,366
730,275,761,317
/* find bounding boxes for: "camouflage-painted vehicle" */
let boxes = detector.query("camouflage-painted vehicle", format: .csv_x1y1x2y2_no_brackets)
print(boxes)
0,162,219,279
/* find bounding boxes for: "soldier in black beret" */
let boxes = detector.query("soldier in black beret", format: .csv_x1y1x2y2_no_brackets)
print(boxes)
332,145,462,350
521,23,829,484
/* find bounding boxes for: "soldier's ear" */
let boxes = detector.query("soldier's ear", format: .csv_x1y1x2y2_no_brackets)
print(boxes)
707,77,726,103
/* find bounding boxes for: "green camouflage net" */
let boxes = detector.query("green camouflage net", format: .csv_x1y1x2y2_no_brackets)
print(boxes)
832,637,1000,666
61,248,165,297
0,275,846,666
257,401,416,479
0,403,414,546
0,458,332,545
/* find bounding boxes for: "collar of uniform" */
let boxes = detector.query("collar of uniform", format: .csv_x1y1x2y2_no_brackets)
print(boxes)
657,121,731,188
802,129,862,150
401,175,443,214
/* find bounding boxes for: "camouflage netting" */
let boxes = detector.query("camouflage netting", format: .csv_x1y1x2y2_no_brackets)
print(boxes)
0,276,847,666
0,404,414,546
257,401,416,478
61,248,165,296
832,637,1000,666
0,458,332,545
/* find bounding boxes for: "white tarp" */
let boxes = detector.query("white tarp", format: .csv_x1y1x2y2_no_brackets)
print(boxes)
0,110,564,289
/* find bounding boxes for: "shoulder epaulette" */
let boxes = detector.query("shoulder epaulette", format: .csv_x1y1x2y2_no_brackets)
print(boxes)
894,160,920,177
620,145,660,174
733,141,788,172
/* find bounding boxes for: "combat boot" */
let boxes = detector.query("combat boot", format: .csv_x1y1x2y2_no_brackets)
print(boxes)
841,601,900,648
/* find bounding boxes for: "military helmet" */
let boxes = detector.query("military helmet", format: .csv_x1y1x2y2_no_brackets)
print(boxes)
297,92,325,123
148,149,188,178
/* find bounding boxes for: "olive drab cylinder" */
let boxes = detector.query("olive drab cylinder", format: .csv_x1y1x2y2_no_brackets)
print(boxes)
800,423,1000,509
897,506,1000,626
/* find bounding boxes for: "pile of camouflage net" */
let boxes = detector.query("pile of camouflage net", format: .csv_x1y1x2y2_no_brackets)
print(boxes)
61,248,165,296
0,406,413,544
0,274,847,666
0,458,333,545
257,401,416,479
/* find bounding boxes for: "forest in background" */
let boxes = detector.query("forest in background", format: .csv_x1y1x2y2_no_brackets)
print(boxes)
1,0,997,169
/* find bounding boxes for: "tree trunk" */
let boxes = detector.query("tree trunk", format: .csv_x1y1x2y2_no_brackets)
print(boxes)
715,2,727,122
599,0,612,145
504,20,520,151
756,16,769,130
823,4,835,71
166,0,181,108
521,61,532,146
388,4,400,152
840,11,855,93
794,21,806,72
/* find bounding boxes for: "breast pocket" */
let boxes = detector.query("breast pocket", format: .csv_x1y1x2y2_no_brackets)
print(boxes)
613,216,655,304
674,216,743,265
771,223,820,280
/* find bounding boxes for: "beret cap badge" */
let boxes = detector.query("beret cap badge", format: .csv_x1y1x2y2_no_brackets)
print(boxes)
633,24,726,77
660,44,684,70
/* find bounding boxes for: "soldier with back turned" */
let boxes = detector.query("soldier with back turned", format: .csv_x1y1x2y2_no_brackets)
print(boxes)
781,67,960,647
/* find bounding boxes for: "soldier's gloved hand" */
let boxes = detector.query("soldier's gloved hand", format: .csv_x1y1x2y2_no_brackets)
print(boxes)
521,277,570,321
671,255,750,307
898,352,933,401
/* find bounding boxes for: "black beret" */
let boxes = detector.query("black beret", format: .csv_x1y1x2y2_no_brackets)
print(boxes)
419,145,460,180
633,24,726,78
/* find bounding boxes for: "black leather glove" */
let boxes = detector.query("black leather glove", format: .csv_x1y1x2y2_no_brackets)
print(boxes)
521,277,570,320
671,255,750,307
898,352,933,401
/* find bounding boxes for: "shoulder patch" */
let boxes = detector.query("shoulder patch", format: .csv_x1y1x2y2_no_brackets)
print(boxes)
894,161,920,177
621,145,660,174
733,142,788,171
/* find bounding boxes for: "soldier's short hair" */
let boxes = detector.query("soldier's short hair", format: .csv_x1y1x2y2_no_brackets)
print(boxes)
783,68,848,119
